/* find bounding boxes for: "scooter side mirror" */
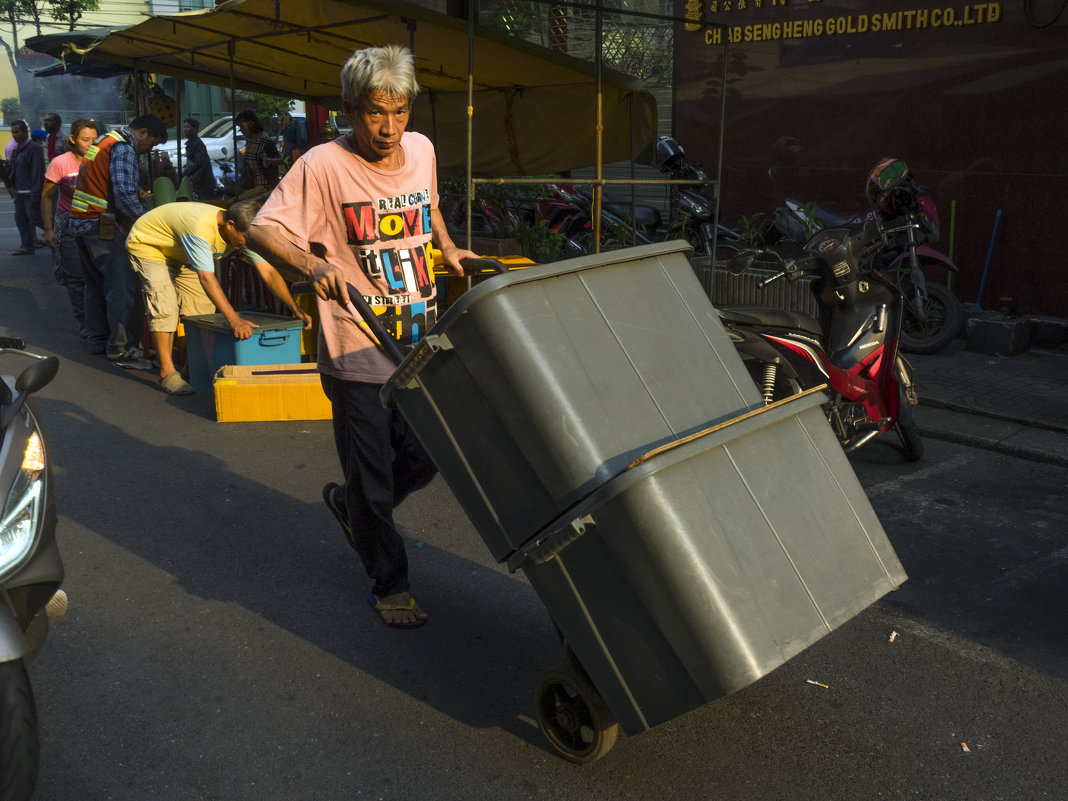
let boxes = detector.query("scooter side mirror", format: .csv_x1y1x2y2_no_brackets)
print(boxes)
15,357,59,395
727,250,758,276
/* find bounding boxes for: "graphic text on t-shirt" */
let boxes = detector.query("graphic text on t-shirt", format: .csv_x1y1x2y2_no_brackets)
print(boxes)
341,191,437,345
372,299,436,346
342,194,432,245
342,194,435,300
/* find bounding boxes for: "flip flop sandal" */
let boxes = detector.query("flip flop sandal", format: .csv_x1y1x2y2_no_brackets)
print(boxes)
367,592,427,629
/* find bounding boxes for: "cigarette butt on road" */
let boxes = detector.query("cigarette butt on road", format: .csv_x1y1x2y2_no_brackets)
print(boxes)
806,679,829,689
889,630,899,643
961,742,971,753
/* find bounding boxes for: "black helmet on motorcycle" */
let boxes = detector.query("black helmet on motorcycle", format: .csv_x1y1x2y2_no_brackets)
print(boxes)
656,136,685,171
866,158,914,215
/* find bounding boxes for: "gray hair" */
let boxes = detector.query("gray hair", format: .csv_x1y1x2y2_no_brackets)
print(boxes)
224,198,263,231
340,44,420,105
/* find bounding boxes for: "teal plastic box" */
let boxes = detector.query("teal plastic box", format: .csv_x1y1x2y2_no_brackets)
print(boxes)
183,312,304,392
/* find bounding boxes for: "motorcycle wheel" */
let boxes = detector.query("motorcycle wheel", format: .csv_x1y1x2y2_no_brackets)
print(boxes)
710,239,741,262
895,384,924,462
900,281,962,355
0,660,38,801
568,227,626,255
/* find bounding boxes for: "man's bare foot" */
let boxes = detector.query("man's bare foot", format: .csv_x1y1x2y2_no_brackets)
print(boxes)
368,591,428,628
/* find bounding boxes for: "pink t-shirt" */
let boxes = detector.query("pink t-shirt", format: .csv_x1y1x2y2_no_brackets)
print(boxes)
44,150,82,213
253,133,439,383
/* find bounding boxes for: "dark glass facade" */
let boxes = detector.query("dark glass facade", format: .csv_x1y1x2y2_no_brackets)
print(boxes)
674,0,1068,315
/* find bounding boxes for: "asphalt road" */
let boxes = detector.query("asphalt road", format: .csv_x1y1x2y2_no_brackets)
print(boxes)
2,205,1065,800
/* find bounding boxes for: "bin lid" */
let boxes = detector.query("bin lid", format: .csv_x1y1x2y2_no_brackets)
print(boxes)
439,241,695,327
183,312,303,333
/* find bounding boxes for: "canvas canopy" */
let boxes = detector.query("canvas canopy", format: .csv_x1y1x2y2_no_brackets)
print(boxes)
31,0,657,175
27,27,130,78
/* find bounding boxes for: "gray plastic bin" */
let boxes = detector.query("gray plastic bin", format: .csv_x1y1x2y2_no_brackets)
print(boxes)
513,389,908,736
382,242,762,561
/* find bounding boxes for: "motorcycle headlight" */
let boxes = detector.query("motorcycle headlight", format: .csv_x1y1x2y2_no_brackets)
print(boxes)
0,429,45,577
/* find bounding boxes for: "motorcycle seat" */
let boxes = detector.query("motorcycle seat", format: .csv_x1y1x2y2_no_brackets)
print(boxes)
717,306,824,338
630,205,662,228
600,198,662,229
815,205,864,227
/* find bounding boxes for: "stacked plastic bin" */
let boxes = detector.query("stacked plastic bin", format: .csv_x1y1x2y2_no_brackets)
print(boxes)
382,241,907,761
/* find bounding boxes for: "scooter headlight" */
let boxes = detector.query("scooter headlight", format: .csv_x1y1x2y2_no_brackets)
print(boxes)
0,429,45,577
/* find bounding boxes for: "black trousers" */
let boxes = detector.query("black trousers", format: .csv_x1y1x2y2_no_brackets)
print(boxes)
320,373,438,598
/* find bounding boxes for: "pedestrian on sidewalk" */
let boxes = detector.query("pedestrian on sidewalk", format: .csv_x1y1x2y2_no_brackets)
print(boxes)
180,118,215,201
68,114,167,360
8,120,45,256
41,118,98,337
234,110,281,193
125,198,311,395
42,113,68,165
248,44,475,628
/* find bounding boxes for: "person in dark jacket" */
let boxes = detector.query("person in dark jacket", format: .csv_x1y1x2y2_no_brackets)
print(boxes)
181,118,215,200
42,112,68,165
69,114,167,360
8,120,45,255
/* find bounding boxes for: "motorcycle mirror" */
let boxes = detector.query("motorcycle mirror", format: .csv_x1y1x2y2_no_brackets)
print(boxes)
15,357,59,395
727,251,757,276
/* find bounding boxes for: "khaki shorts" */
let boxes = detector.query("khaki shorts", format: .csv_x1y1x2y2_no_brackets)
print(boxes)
130,255,216,332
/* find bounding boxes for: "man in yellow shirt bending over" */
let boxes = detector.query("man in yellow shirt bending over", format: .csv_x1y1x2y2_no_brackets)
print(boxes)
126,198,311,395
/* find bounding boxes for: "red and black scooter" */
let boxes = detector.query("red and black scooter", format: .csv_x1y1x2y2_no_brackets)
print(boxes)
770,159,962,355
716,213,924,462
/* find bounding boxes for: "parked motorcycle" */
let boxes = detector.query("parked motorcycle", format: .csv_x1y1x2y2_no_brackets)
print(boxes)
545,137,741,258
0,336,66,800
716,214,924,461
770,159,961,354
655,136,741,259
538,182,615,256
213,155,239,202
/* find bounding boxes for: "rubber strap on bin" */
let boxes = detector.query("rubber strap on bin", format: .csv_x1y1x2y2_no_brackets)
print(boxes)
626,385,829,470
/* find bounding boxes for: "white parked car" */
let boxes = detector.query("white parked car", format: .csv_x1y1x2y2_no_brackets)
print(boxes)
157,116,245,167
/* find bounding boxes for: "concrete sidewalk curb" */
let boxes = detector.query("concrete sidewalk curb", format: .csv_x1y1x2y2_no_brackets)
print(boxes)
917,404,1068,467
919,397,1068,435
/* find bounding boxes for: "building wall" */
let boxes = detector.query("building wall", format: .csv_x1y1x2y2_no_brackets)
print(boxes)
673,0,1068,316
149,0,213,12
0,1,152,126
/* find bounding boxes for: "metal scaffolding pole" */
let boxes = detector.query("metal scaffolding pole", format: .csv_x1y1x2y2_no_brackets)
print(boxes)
458,0,728,262
228,39,239,186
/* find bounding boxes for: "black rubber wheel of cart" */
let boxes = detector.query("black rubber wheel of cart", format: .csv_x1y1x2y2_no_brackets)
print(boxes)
534,664,619,763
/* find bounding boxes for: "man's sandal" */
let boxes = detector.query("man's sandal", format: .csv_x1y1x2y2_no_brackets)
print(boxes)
366,592,427,629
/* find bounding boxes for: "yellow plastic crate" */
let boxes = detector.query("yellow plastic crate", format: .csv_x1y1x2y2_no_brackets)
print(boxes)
213,364,331,422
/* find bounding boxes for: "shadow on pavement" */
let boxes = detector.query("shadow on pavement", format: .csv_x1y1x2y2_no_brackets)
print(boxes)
39,395,560,749
848,437,1068,682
